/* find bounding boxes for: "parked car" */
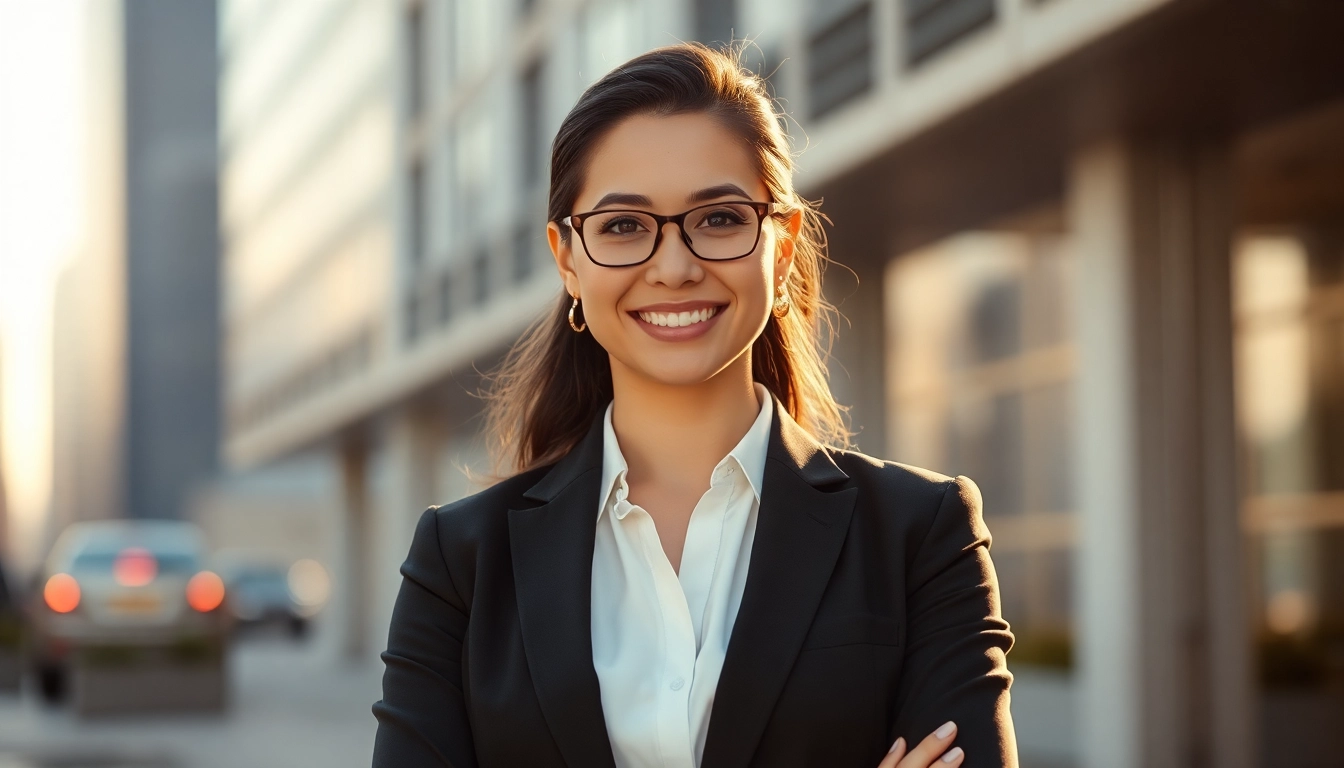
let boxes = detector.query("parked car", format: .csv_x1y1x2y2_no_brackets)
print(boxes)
0,553,21,690
215,558,314,639
28,519,232,714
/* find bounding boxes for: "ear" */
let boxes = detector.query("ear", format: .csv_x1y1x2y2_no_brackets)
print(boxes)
774,208,804,281
548,221,581,297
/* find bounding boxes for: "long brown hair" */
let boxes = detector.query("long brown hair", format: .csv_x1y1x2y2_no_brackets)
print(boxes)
478,41,852,480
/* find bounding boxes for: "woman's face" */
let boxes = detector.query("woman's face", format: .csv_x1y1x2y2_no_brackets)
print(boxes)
547,112,801,388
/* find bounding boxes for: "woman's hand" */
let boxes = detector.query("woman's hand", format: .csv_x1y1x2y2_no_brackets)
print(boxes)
878,720,964,768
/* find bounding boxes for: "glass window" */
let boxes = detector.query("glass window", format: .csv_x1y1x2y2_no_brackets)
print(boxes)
472,247,490,306
694,0,736,46
1235,231,1344,693
405,3,426,120
579,0,641,86
456,109,492,239
520,59,544,190
514,221,539,284
403,292,421,345
885,219,1076,668
437,271,453,326
454,0,490,82
408,159,427,266
433,132,454,266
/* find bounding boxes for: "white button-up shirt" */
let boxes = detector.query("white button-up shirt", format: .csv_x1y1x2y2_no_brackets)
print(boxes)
591,382,774,768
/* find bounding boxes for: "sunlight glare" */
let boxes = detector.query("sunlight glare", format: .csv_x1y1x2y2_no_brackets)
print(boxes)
0,1,87,565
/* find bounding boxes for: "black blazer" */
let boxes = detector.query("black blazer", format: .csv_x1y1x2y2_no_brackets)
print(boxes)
372,394,1018,767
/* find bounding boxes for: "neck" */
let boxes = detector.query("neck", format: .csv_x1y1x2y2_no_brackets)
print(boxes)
607,354,762,489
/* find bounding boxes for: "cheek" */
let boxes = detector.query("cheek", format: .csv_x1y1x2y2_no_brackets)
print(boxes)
728,264,773,313
577,273,634,337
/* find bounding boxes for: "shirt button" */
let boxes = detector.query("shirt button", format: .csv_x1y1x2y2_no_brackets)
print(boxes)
670,677,684,691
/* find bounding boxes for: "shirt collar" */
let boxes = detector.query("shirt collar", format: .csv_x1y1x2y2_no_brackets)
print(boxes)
598,381,775,522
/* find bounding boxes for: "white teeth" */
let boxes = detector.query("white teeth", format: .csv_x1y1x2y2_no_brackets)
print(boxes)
638,306,720,327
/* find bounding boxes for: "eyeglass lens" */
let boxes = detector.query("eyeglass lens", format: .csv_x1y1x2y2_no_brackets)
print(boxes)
581,203,762,266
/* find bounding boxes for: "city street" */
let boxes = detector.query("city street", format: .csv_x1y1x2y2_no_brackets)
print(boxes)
0,635,384,768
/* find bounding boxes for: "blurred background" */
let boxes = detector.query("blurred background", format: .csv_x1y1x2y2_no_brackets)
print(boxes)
0,0,1341,766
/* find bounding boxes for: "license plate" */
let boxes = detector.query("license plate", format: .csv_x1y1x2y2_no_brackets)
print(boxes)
108,593,162,613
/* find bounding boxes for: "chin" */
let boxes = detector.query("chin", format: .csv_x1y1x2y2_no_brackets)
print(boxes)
628,348,745,387
635,364,723,387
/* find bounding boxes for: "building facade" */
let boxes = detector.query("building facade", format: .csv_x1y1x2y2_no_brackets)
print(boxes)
219,1,1344,765
50,0,219,547
0,341,7,560
120,0,222,522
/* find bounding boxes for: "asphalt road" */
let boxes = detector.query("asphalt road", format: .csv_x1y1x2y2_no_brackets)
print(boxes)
0,634,384,768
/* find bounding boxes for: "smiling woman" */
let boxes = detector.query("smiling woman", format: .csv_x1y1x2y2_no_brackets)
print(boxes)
373,42,1017,768
479,51,848,475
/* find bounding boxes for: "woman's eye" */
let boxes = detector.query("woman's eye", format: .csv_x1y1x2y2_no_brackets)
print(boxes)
702,210,747,228
599,217,645,235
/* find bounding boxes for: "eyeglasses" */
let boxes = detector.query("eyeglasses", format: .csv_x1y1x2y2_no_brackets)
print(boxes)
558,200,786,267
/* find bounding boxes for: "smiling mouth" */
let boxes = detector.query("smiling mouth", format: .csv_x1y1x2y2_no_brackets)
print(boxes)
630,305,726,328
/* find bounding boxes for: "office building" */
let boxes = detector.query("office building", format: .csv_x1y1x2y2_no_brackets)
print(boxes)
50,0,219,542
220,1,1344,764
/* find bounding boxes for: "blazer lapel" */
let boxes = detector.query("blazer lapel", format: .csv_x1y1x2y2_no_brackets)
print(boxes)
508,412,617,768
701,395,858,768
506,394,856,768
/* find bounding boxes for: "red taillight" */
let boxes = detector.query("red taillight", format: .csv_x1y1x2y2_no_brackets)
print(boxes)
114,547,157,586
44,573,81,613
186,571,225,612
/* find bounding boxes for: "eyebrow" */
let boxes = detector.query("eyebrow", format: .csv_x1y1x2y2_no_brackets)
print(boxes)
591,183,753,210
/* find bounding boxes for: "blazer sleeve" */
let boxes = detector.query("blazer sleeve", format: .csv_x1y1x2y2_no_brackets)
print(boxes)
891,475,1018,767
372,506,478,768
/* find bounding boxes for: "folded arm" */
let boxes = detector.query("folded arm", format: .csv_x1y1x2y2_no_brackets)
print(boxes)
890,476,1018,767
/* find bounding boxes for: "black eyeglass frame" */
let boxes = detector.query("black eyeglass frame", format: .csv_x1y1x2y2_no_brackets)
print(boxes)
557,200,788,267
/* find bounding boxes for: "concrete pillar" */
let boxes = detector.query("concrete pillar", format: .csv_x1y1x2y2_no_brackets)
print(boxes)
370,402,442,662
1185,145,1255,768
1070,140,1144,768
338,436,372,660
1068,139,1254,768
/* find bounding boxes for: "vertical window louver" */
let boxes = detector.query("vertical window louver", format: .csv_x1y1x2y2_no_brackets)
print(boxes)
903,0,996,68
520,60,543,190
807,1,873,120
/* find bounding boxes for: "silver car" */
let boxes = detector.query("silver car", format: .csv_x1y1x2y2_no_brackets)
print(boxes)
29,519,232,714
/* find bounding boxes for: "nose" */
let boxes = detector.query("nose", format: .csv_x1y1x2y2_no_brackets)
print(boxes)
645,220,702,287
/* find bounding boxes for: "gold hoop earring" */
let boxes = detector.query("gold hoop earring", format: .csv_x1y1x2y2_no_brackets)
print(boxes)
772,284,791,319
568,295,587,332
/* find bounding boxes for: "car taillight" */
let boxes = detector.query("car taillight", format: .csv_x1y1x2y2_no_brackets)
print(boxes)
187,571,225,612
44,573,81,613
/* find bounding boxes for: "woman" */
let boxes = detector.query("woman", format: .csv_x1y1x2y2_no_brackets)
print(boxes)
372,43,1017,768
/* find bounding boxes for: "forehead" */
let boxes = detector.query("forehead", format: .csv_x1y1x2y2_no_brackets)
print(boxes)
576,112,768,210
